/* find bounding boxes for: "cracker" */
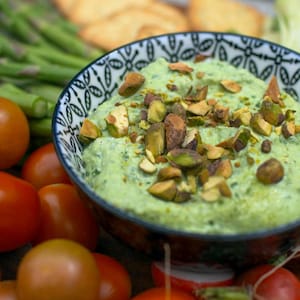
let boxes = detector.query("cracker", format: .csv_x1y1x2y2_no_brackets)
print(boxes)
79,4,189,51
68,0,154,26
52,0,78,16
188,0,266,37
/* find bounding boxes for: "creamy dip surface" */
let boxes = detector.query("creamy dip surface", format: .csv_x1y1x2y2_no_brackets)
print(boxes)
81,57,300,234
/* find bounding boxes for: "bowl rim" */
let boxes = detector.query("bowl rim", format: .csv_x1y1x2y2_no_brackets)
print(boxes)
53,31,300,242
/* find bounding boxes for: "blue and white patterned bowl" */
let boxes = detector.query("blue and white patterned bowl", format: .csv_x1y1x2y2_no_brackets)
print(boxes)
53,32,300,267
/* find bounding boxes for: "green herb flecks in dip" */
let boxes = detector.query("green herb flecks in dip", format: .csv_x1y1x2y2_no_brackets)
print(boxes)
80,57,300,234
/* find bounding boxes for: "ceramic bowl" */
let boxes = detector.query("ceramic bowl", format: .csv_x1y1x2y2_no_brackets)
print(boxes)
53,32,300,267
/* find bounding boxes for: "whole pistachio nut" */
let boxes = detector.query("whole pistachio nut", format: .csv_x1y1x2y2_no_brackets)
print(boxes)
256,158,284,184
167,148,203,168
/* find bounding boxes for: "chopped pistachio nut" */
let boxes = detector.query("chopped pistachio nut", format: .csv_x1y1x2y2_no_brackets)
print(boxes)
201,187,221,202
201,176,231,201
215,159,233,178
157,166,182,181
79,118,101,143
187,116,205,126
285,109,296,121
167,148,203,168
182,128,202,150
264,76,284,106
187,100,211,116
231,128,251,152
250,113,272,136
145,149,156,164
261,140,272,153
145,122,165,158
164,113,186,151
139,157,157,174
260,100,285,126
147,179,177,201
232,107,252,126
118,72,145,97
174,190,191,202
204,144,225,160
147,100,167,123
282,121,296,138
213,104,229,123
105,105,129,138
220,79,242,93
168,62,193,74
170,103,186,120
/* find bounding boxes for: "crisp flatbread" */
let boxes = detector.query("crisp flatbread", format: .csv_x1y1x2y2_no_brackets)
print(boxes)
188,0,266,37
79,3,189,50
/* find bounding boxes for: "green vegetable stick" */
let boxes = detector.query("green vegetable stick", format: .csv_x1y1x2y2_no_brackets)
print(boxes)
0,83,48,119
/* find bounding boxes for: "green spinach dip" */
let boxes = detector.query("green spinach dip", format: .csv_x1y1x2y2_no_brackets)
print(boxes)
80,57,300,234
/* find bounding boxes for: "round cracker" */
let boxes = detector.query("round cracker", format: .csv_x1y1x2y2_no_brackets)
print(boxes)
188,0,266,37
79,3,189,51
67,0,155,26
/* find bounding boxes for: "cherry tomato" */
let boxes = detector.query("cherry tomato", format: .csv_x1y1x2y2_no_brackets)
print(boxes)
131,287,195,300
34,183,99,250
0,97,30,169
0,280,17,300
16,239,100,300
21,143,70,189
151,261,234,293
92,253,132,300
236,264,300,300
0,172,40,252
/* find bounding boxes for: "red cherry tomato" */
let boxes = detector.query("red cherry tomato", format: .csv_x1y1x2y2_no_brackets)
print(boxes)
0,97,30,169
0,280,17,300
0,172,40,252
151,261,234,293
131,287,195,300
92,253,132,300
34,183,99,250
236,264,300,300
21,143,70,189
16,239,100,300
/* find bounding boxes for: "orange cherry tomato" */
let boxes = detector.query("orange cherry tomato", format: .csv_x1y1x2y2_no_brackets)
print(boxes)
34,183,99,250
92,253,132,300
0,172,40,252
16,239,100,300
0,280,17,300
0,97,30,169
131,287,196,300
21,143,70,189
